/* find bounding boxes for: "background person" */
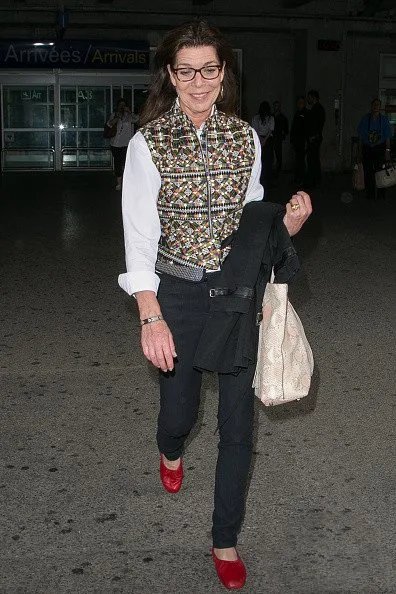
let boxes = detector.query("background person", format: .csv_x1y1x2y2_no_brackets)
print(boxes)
105,98,138,190
252,100,275,192
290,95,309,184
118,20,312,591
305,90,326,188
272,100,289,177
357,98,392,200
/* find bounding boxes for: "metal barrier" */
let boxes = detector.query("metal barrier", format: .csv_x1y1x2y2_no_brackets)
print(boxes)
1,148,55,171
1,147,113,171
61,147,112,170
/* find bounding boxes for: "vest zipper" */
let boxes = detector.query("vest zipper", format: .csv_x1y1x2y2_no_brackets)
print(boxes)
197,128,214,239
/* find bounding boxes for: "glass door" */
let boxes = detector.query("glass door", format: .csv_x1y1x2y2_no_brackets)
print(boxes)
1,78,150,171
60,86,112,169
1,85,55,169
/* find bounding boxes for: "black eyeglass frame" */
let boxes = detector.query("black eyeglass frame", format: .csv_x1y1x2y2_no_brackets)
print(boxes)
172,65,223,82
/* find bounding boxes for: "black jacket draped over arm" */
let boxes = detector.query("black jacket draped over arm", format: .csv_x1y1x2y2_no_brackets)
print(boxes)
193,201,300,374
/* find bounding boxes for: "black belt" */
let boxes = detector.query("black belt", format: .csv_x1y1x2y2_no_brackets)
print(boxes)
209,286,254,299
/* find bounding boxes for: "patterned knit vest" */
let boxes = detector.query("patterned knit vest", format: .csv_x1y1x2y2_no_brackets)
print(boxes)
140,103,256,270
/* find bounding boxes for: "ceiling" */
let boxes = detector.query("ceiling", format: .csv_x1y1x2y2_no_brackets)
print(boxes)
281,0,396,16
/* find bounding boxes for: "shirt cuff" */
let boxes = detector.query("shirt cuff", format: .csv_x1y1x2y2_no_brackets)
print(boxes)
118,271,160,296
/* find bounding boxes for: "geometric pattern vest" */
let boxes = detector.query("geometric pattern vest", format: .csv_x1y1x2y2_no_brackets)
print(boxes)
140,102,256,270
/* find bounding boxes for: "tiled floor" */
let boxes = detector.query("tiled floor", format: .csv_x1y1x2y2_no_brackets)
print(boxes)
1,171,395,593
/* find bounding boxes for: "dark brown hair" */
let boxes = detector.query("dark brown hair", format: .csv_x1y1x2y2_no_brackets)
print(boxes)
307,90,320,101
258,101,271,123
139,20,238,126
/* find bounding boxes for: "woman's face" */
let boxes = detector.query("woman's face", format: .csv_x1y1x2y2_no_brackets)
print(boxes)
167,45,224,127
371,100,381,115
297,97,305,110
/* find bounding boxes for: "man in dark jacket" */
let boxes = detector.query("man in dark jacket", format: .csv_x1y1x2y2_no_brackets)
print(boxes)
290,96,309,184
306,90,326,188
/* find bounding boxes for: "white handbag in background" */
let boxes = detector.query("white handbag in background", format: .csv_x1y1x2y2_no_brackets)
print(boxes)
375,163,396,189
352,162,365,191
253,273,314,406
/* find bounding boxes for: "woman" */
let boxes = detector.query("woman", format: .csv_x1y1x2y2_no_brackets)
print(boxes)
118,21,311,590
357,98,392,200
105,98,138,190
252,100,275,191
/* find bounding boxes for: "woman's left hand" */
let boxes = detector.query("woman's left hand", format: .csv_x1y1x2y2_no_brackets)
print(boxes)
283,191,312,236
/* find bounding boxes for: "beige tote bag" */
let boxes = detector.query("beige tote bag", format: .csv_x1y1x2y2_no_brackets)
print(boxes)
253,275,314,406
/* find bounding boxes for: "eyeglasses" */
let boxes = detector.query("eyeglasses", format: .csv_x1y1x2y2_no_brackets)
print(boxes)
172,65,222,82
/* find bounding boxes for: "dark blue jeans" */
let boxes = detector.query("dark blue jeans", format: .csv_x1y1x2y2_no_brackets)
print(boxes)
156,273,255,548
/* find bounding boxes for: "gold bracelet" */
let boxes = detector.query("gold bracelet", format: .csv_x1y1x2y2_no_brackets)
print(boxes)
140,314,164,327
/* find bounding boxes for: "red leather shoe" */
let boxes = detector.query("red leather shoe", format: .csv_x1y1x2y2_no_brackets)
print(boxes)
212,548,246,590
159,455,183,493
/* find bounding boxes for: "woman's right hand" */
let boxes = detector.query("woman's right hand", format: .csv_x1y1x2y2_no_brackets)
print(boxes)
141,320,177,373
136,290,177,372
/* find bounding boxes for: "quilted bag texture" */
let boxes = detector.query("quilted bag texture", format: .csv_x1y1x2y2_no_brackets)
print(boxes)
253,280,314,406
375,163,396,189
